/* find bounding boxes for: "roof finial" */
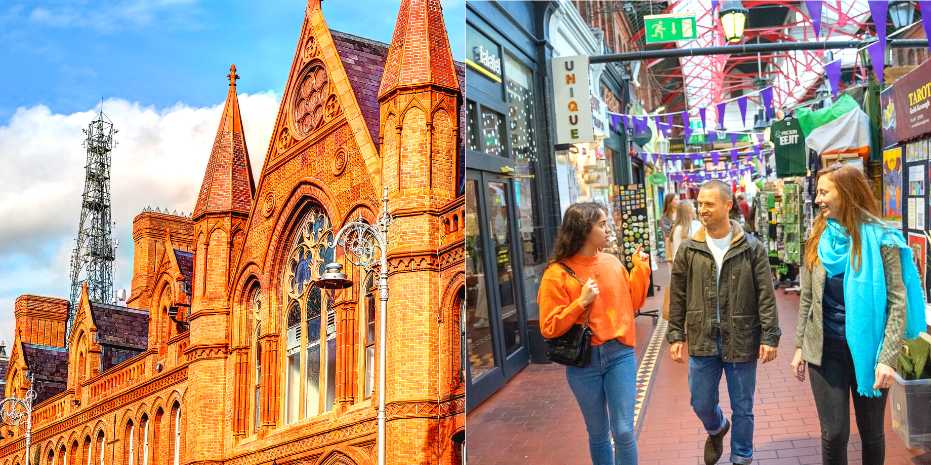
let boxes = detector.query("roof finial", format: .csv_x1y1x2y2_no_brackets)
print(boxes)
227,64,240,87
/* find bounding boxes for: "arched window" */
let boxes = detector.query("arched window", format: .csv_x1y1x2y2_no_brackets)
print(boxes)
58,445,66,465
96,432,104,465
254,324,262,431
69,441,79,465
83,437,91,465
170,404,181,465
47,448,55,465
124,421,134,465
363,274,376,398
282,206,336,421
140,415,149,465
153,409,163,465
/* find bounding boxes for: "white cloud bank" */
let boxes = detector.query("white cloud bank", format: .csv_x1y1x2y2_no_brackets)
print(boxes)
0,92,280,344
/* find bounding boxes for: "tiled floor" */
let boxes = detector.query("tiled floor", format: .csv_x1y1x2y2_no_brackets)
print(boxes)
466,262,931,464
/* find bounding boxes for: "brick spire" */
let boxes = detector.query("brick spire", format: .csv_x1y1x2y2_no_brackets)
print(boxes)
193,64,255,220
377,0,459,99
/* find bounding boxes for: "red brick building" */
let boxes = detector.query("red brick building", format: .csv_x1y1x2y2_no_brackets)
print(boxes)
0,1,464,464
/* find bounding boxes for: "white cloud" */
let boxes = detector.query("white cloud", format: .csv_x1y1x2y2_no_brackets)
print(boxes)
0,91,280,345
26,0,202,31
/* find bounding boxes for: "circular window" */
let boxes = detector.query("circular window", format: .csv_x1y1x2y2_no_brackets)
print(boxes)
291,64,329,137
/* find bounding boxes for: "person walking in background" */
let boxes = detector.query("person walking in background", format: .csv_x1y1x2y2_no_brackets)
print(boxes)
671,199,702,261
661,193,680,262
538,201,652,465
791,164,926,465
667,180,781,465
738,194,750,221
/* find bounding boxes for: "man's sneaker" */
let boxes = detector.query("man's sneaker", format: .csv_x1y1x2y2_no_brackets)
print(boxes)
703,419,730,465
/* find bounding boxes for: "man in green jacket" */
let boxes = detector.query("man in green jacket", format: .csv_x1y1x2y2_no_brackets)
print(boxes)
667,180,781,465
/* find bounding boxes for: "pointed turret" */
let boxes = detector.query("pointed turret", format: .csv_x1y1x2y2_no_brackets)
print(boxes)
193,65,255,220
377,0,459,100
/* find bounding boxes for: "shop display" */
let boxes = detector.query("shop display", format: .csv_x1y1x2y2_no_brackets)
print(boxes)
613,184,652,270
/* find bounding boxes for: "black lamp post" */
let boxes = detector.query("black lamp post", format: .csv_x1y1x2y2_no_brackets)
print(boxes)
720,1,748,43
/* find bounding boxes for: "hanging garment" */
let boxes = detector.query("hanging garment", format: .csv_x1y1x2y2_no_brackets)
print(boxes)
771,118,807,177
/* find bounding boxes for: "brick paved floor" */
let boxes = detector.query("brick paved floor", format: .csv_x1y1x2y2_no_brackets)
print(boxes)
466,262,931,464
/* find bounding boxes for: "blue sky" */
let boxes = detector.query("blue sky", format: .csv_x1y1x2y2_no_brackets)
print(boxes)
0,0,465,122
0,0,464,346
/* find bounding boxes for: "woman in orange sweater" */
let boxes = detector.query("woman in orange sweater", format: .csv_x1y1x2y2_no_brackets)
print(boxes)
539,201,651,465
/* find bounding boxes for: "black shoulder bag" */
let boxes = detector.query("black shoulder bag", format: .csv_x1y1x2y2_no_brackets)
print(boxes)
545,263,594,368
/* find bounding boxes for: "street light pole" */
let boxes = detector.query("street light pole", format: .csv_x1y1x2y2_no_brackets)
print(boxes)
325,186,392,465
0,373,36,465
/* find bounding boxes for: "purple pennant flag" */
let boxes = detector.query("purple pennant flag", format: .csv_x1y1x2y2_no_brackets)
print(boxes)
868,1,888,45
730,132,739,147
611,114,622,133
825,59,842,99
716,102,727,130
711,151,720,164
738,96,748,126
621,115,629,133
867,40,886,83
920,1,931,52
690,153,702,165
666,113,674,130
659,153,666,164
756,133,765,143
711,0,719,12
699,107,707,133
652,153,659,164
806,0,823,39
761,87,774,119
682,112,692,141
752,144,761,159
709,131,716,145
731,149,739,163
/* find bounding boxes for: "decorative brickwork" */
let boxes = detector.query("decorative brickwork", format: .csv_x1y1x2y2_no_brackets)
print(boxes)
1,2,462,465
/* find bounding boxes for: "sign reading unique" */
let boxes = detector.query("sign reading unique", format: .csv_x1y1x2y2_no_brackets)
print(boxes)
553,55,594,144
644,14,698,44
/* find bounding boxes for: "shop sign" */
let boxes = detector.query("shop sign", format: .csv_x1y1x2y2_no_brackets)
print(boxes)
553,55,594,144
644,14,697,44
888,58,931,142
648,173,667,185
466,28,502,83
669,138,685,153
592,95,609,138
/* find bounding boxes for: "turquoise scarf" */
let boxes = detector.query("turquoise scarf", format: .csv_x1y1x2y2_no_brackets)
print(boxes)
818,219,926,397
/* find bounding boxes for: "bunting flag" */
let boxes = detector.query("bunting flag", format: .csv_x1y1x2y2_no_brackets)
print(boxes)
762,87,774,118
717,102,727,129
666,113,674,130
711,0,719,12
806,0,823,39
690,153,702,165
611,114,622,132
710,131,716,145
867,40,885,83
868,1,888,50
752,144,761,160
731,149,739,163
730,132,739,147
699,107,707,133
710,151,720,164
653,153,660,164
738,96,748,126
825,59,842,100
621,115,629,132
921,1,931,51
683,111,692,140
756,133,765,143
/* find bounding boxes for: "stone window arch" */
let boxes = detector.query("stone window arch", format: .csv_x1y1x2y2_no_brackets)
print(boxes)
282,205,336,422
124,420,134,465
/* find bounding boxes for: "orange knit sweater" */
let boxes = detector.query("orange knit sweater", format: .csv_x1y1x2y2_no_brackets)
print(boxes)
538,252,651,347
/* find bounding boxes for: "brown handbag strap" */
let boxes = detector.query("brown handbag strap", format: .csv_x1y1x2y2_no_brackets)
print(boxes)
557,262,594,326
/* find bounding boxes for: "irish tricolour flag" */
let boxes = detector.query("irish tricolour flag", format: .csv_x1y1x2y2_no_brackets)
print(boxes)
797,94,870,157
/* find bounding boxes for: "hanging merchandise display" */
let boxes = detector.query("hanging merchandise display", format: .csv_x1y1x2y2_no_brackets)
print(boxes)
612,184,656,298
771,118,807,178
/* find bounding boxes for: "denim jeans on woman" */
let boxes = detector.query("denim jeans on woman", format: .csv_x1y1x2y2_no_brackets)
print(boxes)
809,336,887,465
689,332,757,464
565,338,638,465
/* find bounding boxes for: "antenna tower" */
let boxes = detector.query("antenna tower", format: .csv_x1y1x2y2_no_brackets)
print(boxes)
68,105,117,337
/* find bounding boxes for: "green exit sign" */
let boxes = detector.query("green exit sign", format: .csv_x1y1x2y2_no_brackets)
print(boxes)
644,14,697,44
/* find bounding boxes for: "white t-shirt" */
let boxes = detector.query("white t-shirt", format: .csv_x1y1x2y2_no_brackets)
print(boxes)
671,220,703,259
706,229,732,322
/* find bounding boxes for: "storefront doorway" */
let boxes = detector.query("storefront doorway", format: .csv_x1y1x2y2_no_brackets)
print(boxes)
465,170,529,409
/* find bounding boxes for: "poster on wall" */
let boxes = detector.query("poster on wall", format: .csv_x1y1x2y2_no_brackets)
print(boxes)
909,233,927,302
882,85,898,148
884,148,903,227
910,164,926,195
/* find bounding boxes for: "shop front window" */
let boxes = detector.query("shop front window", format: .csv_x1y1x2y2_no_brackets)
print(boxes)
504,53,545,322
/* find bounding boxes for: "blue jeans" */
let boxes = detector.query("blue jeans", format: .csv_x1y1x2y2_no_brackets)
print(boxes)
688,334,757,464
565,339,638,465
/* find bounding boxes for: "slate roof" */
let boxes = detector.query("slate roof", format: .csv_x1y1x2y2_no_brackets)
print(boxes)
174,249,194,290
331,30,389,148
90,302,149,351
22,344,68,384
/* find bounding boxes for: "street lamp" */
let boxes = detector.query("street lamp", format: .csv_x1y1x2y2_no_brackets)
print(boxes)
0,372,35,465
890,1,915,30
720,1,748,43
320,186,392,465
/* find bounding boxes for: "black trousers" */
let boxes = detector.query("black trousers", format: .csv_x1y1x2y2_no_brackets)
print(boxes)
809,337,888,465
